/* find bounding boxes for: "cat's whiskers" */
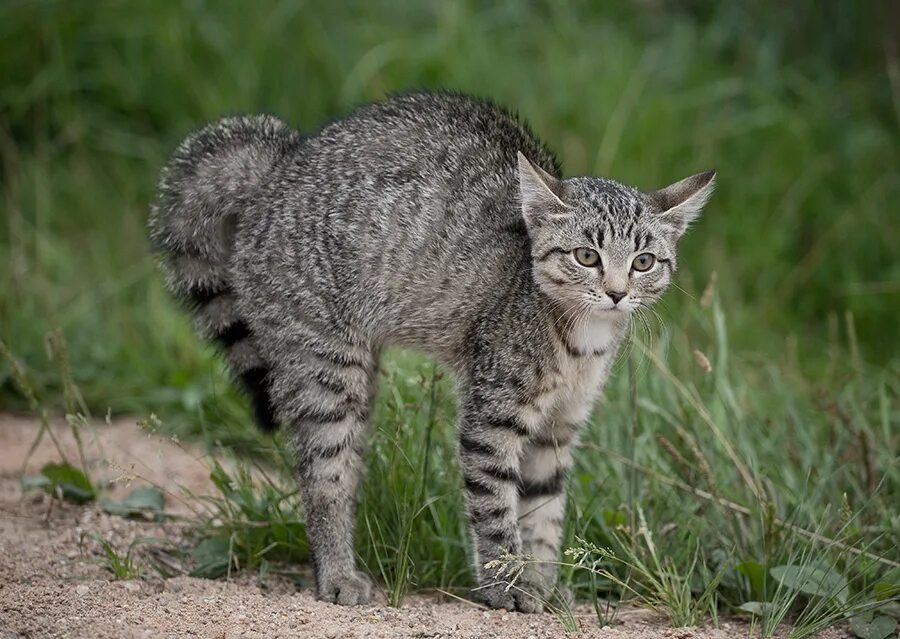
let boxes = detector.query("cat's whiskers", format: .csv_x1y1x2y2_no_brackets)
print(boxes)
560,300,592,347
534,294,570,327
617,308,639,356
535,295,584,354
642,307,655,349
613,313,637,371
646,305,668,342
667,281,695,301
636,307,654,366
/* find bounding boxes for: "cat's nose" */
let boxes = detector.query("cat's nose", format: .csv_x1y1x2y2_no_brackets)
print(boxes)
607,291,627,305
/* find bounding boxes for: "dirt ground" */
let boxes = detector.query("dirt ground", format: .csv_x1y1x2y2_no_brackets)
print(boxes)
0,415,850,639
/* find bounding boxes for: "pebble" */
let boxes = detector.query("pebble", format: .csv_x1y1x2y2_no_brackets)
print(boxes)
123,581,141,593
75,584,89,596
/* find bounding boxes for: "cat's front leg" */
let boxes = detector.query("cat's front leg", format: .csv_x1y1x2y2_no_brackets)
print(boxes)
457,393,545,613
517,423,578,605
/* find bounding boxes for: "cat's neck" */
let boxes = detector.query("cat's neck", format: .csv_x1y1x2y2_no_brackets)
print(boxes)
543,297,628,359
568,311,626,357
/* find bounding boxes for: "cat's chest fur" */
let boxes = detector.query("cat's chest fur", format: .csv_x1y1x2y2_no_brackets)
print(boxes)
525,314,625,429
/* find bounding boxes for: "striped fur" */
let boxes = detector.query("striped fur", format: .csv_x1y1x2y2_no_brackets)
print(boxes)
150,115,302,433
150,92,713,611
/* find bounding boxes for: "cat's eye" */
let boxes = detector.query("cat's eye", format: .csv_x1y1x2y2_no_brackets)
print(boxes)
573,247,600,267
632,253,656,272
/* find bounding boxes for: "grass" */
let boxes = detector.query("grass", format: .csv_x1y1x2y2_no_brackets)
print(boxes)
80,532,144,581
1,1,898,635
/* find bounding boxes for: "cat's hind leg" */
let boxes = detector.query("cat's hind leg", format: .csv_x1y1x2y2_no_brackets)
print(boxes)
268,330,378,605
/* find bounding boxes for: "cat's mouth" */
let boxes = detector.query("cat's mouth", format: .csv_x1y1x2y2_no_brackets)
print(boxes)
578,293,629,311
595,305,631,314
586,299,635,315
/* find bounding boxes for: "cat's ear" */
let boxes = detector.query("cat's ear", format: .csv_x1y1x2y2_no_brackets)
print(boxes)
517,151,567,225
648,170,716,237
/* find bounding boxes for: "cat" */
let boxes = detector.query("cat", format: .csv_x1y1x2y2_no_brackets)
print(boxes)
150,91,714,612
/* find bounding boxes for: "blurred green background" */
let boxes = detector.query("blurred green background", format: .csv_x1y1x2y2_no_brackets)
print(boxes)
2,1,898,414
1,0,898,618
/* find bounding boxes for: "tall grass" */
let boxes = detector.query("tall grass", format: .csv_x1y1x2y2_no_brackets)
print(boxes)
1,0,898,632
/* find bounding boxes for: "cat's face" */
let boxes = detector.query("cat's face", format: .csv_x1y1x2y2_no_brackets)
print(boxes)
517,152,715,317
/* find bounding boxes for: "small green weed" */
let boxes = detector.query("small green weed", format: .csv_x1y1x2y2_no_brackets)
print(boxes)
4,336,98,505
188,457,308,580
21,461,96,504
80,532,143,580
564,524,724,628
101,486,166,521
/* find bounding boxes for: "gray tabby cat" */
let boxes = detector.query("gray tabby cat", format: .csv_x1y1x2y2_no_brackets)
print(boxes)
150,92,714,612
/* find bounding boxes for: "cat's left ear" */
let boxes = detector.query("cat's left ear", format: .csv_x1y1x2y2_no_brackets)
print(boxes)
648,170,716,237
517,151,568,226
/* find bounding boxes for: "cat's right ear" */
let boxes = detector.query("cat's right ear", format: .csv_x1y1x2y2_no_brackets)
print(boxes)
517,151,567,226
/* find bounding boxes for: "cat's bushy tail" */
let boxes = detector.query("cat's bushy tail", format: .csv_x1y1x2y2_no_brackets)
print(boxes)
149,115,301,432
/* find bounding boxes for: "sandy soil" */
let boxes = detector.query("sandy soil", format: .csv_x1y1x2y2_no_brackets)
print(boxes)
0,415,850,638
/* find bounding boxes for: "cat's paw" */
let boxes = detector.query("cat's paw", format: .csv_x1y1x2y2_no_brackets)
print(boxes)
476,580,545,614
316,571,372,606
476,581,516,611
523,568,573,608
512,583,545,614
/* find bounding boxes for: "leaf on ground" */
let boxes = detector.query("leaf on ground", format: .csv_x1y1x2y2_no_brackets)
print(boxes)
189,537,232,579
849,613,896,639
736,560,766,597
101,486,165,520
873,567,900,600
39,462,95,504
770,564,848,603
20,474,52,492
738,601,774,617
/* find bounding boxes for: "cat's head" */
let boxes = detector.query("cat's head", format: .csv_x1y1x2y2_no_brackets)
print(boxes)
517,151,715,316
